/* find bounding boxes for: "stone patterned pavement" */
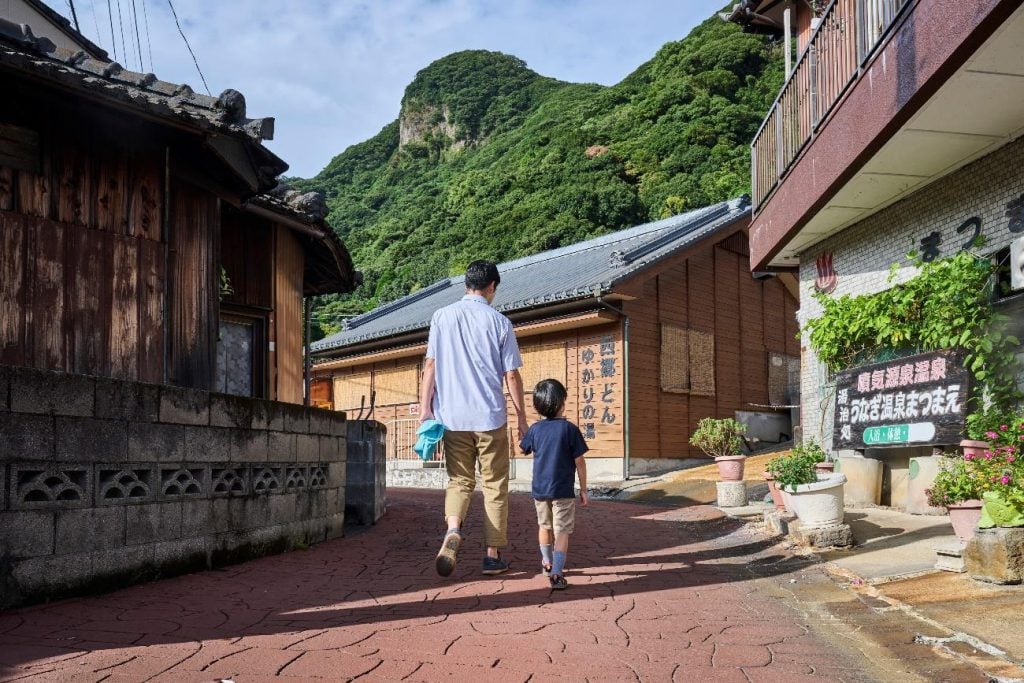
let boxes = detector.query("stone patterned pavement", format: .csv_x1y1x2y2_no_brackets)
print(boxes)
0,489,990,682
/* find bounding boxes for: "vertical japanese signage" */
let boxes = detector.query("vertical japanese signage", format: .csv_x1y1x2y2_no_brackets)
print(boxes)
833,349,970,449
578,332,621,447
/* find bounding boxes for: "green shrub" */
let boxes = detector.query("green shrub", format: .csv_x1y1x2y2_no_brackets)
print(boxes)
689,417,746,459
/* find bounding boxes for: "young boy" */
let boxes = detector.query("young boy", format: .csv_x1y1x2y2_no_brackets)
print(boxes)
519,379,589,589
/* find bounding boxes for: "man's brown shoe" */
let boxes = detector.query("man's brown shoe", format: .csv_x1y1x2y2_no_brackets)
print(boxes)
435,530,461,577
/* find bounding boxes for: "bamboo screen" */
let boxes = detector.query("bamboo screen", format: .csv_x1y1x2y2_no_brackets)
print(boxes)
374,365,420,406
768,352,800,407
660,325,715,396
520,342,568,390
333,372,373,411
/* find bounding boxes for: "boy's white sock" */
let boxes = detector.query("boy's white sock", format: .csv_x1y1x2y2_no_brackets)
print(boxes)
540,543,553,566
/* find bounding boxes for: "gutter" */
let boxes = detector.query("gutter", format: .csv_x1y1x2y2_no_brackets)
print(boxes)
596,296,631,481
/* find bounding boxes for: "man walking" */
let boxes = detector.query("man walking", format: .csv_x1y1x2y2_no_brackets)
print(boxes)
418,260,528,577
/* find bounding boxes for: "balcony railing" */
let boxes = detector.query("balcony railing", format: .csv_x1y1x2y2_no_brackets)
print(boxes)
751,0,911,211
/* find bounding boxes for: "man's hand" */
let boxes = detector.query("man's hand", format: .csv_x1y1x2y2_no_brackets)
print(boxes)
418,407,433,423
516,417,528,445
579,490,589,507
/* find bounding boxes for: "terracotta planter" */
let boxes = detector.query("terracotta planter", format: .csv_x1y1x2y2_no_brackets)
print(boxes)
815,462,835,473
785,473,847,529
961,440,990,459
763,473,786,511
715,455,745,481
948,499,983,543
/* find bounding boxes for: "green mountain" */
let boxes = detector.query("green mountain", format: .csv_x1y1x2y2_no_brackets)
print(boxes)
300,12,783,337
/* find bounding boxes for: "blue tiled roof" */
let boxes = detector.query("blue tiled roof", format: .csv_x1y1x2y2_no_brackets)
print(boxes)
311,197,750,353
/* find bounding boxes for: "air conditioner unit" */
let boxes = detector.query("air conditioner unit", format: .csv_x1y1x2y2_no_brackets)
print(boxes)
1012,236,1024,292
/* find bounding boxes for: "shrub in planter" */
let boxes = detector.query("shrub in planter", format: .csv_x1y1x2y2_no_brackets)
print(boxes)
767,449,818,493
973,420,1024,529
690,417,747,481
926,456,984,542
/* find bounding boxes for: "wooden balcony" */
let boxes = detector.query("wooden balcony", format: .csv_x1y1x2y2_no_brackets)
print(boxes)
752,0,911,212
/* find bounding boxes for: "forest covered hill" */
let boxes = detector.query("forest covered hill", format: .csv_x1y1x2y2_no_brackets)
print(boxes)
298,10,783,337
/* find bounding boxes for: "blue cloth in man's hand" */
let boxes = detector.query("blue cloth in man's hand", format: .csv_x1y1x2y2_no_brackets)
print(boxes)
413,420,446,461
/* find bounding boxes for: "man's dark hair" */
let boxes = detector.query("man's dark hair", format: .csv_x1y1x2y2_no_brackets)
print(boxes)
533,379,567,419
465,260,500,291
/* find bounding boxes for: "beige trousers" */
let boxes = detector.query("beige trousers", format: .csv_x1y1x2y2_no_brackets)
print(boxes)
443,426,509,548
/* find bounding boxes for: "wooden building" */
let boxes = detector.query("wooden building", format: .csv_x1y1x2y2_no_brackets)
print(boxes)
0,12,356,401
310,198,800,481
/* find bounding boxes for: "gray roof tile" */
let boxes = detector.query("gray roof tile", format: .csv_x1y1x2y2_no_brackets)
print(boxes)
311,197,750,353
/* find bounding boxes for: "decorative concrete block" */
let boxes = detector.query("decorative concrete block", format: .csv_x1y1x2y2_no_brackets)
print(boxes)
95,464,157,505
0,413,55,462
10,464,91,510
126,502,182,545
0,510,55,558
965,527,1024,585
716,480,748,508
282,404,310,434
159,466,207,499
209,393,255,430
9,367,94,417
935,538,967,573
183,426,232,462
55,507,126,554
128,422,185,462
229,429,268,463
55,416,128,463
94,378,159,422
158,386,209,425
210,465,248,497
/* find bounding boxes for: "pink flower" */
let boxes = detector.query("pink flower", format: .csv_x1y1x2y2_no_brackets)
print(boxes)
1001,425,1009,431
1001,475,1011,485
965,453,975,460
984,453,993,460
1009,455,1016,463
987,431,999,439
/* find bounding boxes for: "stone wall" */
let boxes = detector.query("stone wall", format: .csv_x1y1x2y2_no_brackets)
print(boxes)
0,366,348,609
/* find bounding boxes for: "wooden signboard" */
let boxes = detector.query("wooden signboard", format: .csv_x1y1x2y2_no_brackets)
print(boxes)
833,349,970,449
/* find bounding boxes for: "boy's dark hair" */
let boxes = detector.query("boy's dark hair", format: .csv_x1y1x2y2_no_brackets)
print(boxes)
465,260,500,291
533,379,567,419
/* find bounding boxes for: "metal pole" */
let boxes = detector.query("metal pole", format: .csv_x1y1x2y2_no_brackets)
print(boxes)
303,297,312,407
783,2,793,77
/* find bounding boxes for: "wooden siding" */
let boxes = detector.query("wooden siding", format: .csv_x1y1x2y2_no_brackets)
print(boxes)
274,225,305,404
0,104,168,382
220,207,273,309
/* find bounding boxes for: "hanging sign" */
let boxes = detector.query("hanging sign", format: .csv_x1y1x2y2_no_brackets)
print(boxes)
832,349,970,449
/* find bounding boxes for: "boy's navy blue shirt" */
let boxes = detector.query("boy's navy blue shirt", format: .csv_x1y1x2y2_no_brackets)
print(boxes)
520,417,589,500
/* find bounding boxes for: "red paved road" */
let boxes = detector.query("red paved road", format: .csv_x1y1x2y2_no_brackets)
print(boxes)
1,490,899,681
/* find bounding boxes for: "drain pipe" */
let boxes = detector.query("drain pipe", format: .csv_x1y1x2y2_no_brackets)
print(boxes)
596,297,631,480
303,297,312,407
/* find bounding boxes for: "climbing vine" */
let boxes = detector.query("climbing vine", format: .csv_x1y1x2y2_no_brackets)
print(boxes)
803,250,1021,438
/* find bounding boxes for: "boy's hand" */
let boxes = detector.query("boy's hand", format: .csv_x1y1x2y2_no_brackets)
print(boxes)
579,490,589,507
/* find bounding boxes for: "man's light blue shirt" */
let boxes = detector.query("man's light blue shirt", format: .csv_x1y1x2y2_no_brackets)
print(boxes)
426,294,522,432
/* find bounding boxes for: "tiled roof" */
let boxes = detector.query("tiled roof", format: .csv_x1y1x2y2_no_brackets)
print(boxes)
311,196,750,353
0,17,276,144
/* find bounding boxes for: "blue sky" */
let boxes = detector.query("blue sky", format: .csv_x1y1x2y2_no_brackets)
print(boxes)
54,1,725,177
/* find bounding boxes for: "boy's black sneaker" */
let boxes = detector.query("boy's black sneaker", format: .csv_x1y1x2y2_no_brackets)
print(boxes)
481,554,510,575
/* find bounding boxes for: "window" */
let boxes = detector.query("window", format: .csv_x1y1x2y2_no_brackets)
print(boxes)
520,342,568,390
660,324,715,396
374,365,419,406
333,372,373,412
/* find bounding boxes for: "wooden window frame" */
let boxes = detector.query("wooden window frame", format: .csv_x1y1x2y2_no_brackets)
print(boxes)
218,306,268,399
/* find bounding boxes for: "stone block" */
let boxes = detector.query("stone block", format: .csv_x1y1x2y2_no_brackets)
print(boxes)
0,413,55,462
229,429,268,463
158,465,208,499
326,462,346,489
210,497,233,532
789,519,854,548
281,404,310,434
252,399,285,431
9,552,92,605
158,386,209,425
320,436,347,463
763,509,797,537
325,512,345,540
94,378,159,422
126,502,182,545
233,494,270,531
10,464,91,510
129,422,185,462
296,433,319,462
965,527,1024,585
211,465,248,497
180,499,214,537
153,536,208,574
55,416,128,463
267,431,296,462
183,426,232,462
0,510,55,558
269,492,298,525
91,544,155,583
55,507,126,554
716,481,748,508
209,393,255,430
9,367,94,417
308,407,338,436
0,365,9,411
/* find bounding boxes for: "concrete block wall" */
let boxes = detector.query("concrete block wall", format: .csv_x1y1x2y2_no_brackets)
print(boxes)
796,136,1024,450
0,366,348,609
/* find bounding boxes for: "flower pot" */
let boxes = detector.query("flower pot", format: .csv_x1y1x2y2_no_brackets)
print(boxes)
947,499,983,542
960,439,990,459
815,462,834,473
715,455,745,481
784,473,847,529
763,472,786,511
780,489,795,515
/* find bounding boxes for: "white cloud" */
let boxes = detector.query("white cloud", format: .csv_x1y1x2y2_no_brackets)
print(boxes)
63,0,723,176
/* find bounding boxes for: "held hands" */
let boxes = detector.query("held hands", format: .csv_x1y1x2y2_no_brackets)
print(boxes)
579,490,589,507
516,417,528,445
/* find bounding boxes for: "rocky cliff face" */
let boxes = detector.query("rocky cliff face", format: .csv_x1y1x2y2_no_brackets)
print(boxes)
398,103,465,152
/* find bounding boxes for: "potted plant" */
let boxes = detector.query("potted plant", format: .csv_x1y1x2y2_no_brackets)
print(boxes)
690,417,747,481
764,455,790,511
972,420,1024,530
773,446,847,528
792,440,831,473
925,456,984,542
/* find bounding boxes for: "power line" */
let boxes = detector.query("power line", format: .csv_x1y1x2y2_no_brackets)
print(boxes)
130,0,143,70
89,0,102,48
67,0,81,32
166,0,210,95
106,0,117,61
140,0,153,72
115,0,127,66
